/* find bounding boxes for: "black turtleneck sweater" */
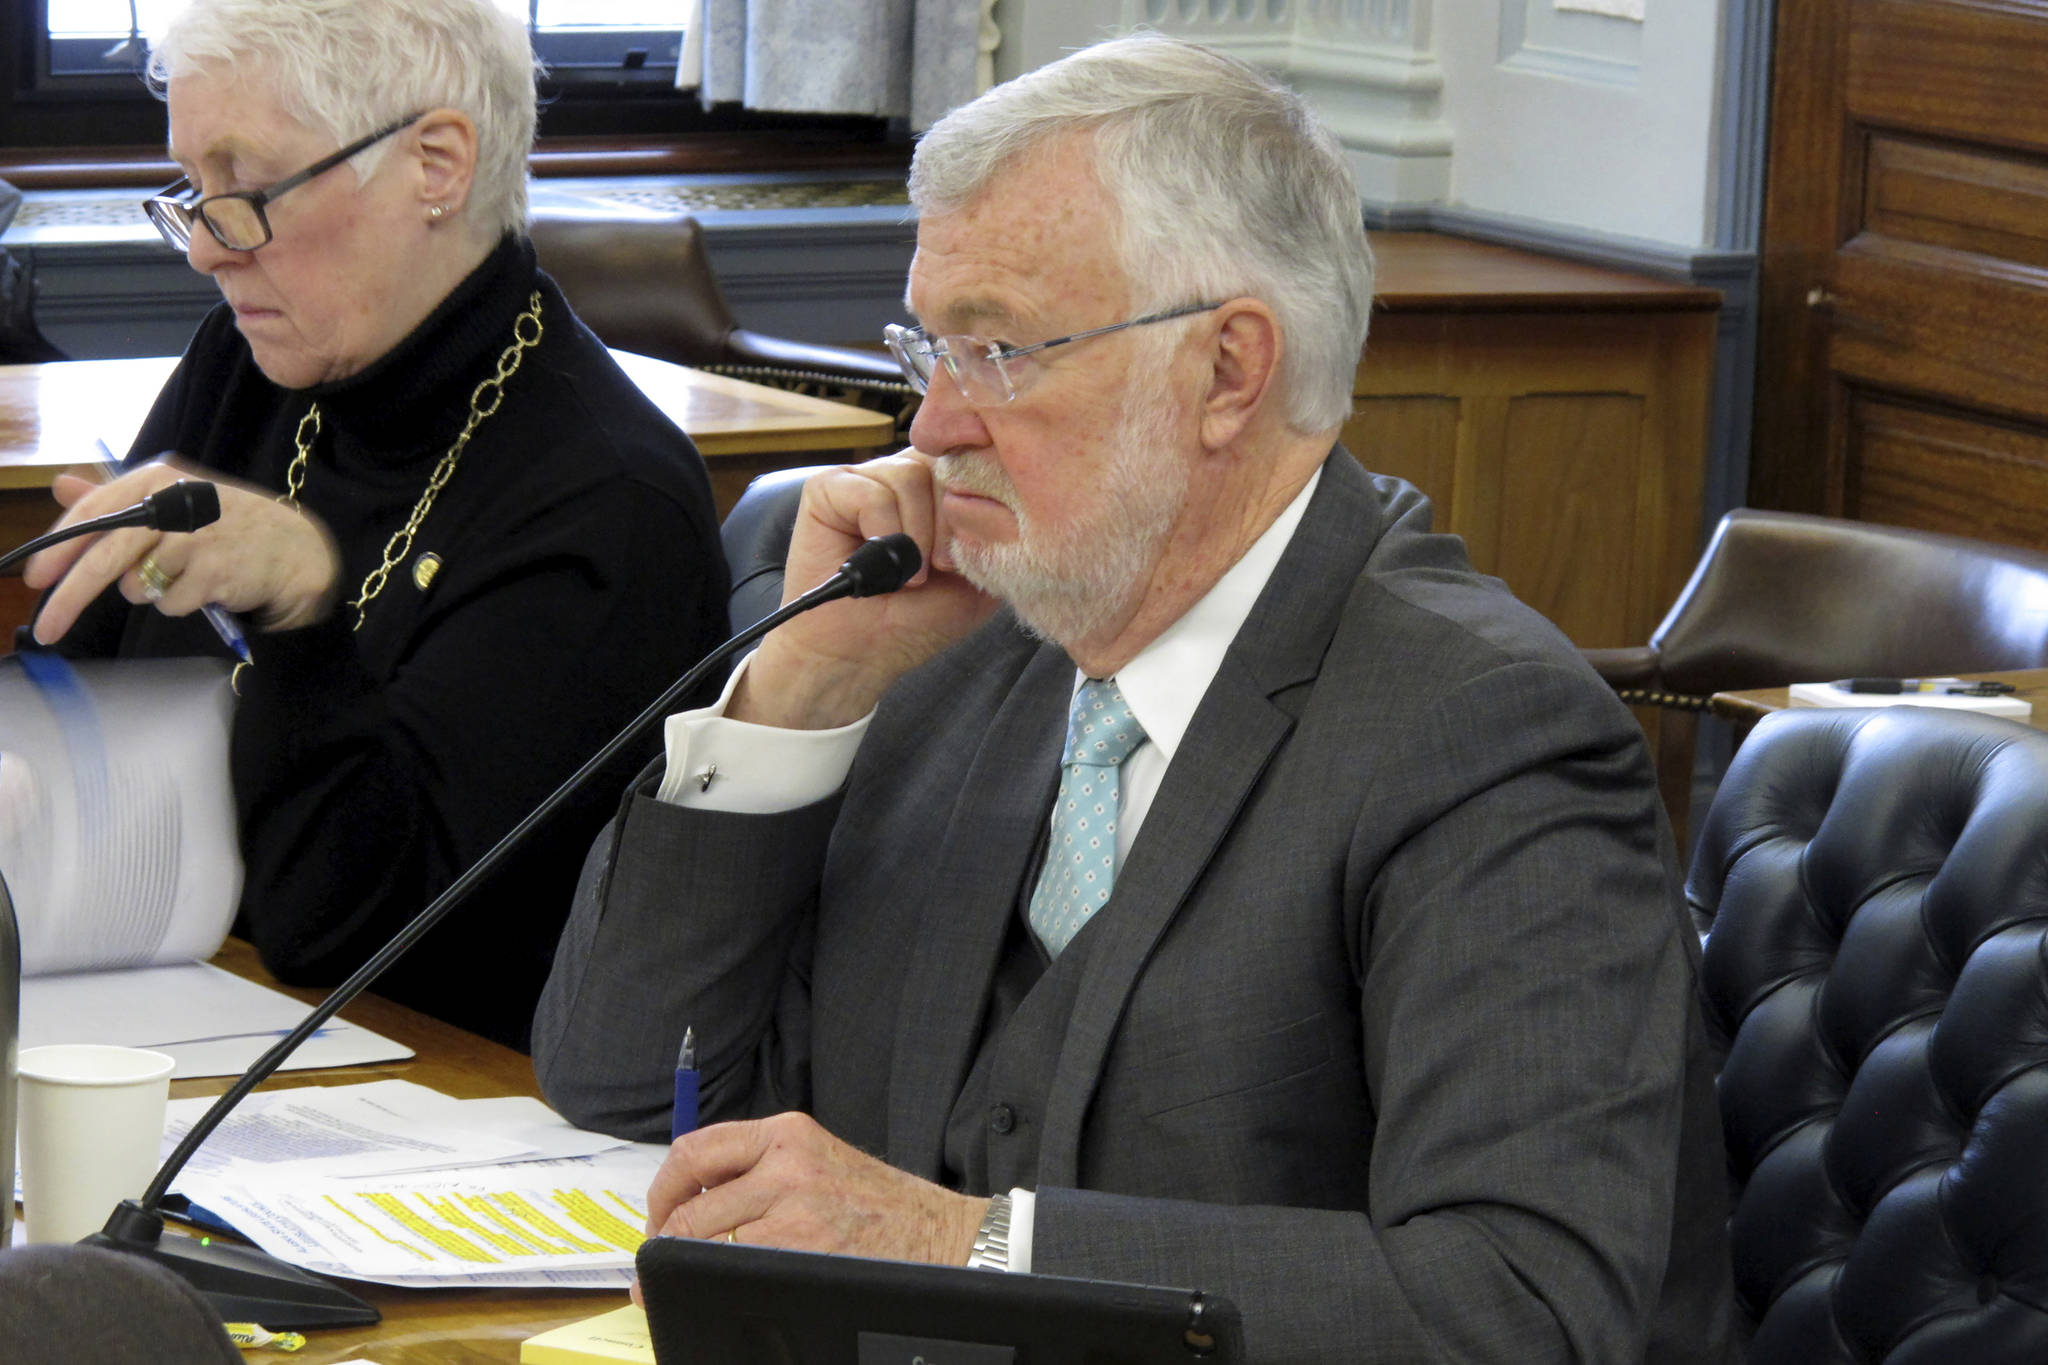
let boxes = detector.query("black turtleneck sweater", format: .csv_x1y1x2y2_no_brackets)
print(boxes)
52,236,728,1048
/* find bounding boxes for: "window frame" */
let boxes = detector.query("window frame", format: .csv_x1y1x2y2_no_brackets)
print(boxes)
2,1,888,150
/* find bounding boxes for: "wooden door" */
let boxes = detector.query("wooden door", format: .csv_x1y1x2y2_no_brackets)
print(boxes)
1752,0,2048,550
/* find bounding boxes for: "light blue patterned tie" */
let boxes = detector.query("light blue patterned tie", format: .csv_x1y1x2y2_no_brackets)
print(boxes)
1028,677,1148,957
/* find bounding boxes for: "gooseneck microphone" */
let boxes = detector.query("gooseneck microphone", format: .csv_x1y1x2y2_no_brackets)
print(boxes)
0,480,222,575
82,532,923,1328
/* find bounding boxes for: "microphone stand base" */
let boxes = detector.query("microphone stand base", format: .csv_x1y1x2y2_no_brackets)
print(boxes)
83,1199,380,1330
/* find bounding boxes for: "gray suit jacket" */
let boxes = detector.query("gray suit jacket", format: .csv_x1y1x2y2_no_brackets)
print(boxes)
535,452,1738,1364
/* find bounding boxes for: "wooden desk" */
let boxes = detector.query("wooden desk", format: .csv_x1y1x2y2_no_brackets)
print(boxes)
173,939,623,1364
0,351,892,635
1710,669,2048,736
0,350,891,501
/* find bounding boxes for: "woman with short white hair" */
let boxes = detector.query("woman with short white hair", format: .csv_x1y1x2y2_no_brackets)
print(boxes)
21,0,727,1048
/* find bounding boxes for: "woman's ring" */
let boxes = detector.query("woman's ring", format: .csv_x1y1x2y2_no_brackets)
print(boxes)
725,1230,737,1245
137,556,173,602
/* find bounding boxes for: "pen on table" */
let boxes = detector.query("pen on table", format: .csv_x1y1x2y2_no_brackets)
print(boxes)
673,1026,699,1141
144,1026,335,1048
93,438,252,664
1836,676,2017,696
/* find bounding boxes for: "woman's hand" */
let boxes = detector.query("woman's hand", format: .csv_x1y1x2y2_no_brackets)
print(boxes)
23,460,343,644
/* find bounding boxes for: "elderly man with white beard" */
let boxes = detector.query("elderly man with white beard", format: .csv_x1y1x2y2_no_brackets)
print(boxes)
534,32,1739,1365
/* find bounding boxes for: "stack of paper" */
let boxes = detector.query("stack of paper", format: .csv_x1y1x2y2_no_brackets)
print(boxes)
0,655,242,977
1787,681,2033,719
522,1305,655,1363
21,960,413,1078
0,655,417,1078
162,1080,667,1289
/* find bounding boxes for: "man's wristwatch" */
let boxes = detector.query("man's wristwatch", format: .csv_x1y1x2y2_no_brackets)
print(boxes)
966,1192,1013,1270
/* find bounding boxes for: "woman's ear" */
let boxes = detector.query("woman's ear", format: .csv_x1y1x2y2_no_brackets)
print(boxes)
412,108,479,218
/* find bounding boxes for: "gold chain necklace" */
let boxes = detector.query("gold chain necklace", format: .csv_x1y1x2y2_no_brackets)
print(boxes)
283,290,545,631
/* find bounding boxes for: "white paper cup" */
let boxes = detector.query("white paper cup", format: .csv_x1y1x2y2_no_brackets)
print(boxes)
16,1043,174,1244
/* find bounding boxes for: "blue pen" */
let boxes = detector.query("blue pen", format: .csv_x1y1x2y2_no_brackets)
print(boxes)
198,604,252,665
95,440,252,664
672,1026,700,1140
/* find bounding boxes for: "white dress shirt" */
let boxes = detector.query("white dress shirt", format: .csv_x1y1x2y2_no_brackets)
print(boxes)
652,467,1322,1267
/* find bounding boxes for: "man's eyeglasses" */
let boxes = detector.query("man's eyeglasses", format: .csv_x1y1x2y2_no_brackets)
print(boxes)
142,111,425,254
884,301,1222,406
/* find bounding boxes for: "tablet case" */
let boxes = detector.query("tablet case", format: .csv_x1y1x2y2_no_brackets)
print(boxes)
635,1236,1242,1365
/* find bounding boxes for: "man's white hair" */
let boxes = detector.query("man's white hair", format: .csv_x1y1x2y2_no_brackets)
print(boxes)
148,0,539,238
910,32,1373,435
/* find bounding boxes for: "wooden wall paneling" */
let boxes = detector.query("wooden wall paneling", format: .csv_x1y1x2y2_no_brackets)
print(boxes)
1342,393,1462,512
1829,243,2048,429
1642,306,1718,638
1352,306,1713,652
1497,393,1646,648
1755,0,2048,553
1847,394,2048,545
1862,134,2048,270
1452,394,1510,579
1751,0,1850,515
1847,0,2048,151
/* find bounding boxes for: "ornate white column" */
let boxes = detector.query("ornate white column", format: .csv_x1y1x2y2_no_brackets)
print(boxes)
977,0,1002,94
1119,0,1452,208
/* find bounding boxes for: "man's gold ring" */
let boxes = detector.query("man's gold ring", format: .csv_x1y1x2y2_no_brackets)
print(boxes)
725,1230,737,1245
137,556,173,602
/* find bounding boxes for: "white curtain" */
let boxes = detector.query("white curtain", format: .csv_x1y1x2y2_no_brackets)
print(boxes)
693,0,984,130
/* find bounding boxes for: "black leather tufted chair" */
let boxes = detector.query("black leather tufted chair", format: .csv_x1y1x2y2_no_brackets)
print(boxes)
720,464,826,634
1689,705,2048,1362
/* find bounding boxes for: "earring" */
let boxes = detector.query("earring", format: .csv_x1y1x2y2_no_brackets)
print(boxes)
428,204,447,221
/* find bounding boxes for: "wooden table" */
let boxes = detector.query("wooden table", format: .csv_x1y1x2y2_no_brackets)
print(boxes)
0,349,891,502
1710,669,2048,736
0,350,892,635
163,939,625,1364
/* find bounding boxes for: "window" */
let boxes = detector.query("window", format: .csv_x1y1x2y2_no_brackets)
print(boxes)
45,1,686,83
3,1,886,151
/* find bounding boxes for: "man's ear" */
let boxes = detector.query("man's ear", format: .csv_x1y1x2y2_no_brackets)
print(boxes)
1199,299,1281,451
413,108,479,217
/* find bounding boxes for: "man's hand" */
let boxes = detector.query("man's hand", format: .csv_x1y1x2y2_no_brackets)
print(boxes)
733,452,997,730
24,461,341,643
641,1112,986,1263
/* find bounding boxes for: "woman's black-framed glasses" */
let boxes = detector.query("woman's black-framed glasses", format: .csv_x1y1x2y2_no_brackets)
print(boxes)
142,111,426,253
884,301,1222,406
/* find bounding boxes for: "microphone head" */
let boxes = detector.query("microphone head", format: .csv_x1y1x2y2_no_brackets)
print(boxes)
839,533,922,598
147,480,222,534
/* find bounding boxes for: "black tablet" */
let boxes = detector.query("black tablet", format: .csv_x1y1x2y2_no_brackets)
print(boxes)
635,1236,1242,1365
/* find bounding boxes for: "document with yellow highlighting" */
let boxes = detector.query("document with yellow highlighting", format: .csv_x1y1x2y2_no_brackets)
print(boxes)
171,1144,667,1289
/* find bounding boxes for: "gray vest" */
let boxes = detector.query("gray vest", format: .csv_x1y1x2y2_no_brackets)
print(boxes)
940,852,1099,1194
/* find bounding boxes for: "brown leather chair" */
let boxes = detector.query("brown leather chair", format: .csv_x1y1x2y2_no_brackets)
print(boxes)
526,207,917,439
1586,508,2048,830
